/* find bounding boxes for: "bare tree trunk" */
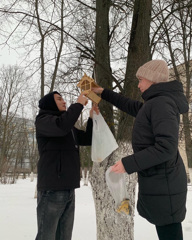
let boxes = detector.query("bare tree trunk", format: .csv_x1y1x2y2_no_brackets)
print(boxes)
91,1,152,239
50,0,64,92
90,142,137,240
35,0,45,97
117,0,152,142
95,0,114,133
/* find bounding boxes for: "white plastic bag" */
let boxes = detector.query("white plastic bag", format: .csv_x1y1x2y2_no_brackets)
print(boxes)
91,112,118,162
105,167,129,208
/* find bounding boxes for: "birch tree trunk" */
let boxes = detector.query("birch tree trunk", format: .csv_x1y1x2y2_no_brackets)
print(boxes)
91,1,152,239
90,142,137,240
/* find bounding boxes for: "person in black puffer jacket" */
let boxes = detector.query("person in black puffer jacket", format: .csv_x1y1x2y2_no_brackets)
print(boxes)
92,60,188,240
35,91,98,240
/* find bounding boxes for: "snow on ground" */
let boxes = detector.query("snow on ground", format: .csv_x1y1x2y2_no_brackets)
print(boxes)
0,178,191,240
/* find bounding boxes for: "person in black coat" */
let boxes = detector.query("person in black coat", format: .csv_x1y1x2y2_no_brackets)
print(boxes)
92,60,189,240
35,91,98,240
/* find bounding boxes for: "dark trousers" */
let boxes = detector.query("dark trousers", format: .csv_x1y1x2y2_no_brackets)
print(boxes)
155,223,183,240
35,190,75,240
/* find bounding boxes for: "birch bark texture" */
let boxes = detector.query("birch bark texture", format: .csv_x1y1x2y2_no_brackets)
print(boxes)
91,0,152,239
90,142,137,240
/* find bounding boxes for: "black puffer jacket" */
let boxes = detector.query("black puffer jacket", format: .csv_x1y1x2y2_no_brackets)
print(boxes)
35,103,92,191
101,80,188,226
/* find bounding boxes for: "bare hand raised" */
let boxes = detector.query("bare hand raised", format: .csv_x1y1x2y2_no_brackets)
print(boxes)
91,87,104,94
90,104,100,118
77,93,88,106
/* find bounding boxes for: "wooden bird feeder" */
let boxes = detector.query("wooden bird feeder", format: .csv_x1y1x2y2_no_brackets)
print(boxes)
77,73,101,104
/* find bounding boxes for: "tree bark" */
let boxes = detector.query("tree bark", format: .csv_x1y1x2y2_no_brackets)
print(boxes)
91,1,152,239
91,142,137,240
95,0,114,133
117,0,152,142
35,0,45,98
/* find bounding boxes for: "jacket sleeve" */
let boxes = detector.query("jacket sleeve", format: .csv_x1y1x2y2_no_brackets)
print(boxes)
75,118,93,146
35,103,83,137
122,98,179,174
101,89,143,117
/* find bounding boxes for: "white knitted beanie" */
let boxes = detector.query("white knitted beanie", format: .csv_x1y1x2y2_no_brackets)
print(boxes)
136,60,169,83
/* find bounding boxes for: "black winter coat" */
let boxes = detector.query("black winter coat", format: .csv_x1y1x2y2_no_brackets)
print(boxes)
101,80,188,226
35,103,93,191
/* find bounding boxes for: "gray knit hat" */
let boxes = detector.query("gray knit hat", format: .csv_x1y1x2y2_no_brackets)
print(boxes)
136,60,169,83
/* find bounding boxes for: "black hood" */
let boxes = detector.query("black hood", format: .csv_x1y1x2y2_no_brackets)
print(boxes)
38,91,61,111
142,80,189,114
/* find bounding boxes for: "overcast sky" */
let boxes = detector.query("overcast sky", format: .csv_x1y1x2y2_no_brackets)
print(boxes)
0,46,20,66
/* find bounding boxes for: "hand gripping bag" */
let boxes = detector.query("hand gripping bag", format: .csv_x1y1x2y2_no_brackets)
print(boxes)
105,167,130,214
91,112,118,162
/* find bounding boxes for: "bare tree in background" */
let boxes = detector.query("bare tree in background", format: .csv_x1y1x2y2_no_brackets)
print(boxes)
0,65,30,183
0,0,96,97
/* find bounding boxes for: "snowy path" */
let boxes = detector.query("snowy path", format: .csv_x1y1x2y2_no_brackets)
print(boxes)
0,178,191,240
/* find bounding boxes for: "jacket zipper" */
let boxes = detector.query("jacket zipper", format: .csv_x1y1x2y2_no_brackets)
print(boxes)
71,129,78,149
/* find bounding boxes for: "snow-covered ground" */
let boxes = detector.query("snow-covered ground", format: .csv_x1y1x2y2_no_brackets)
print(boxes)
0,178,191,240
